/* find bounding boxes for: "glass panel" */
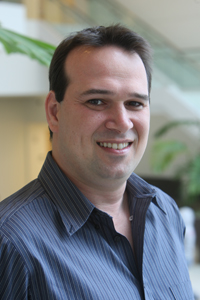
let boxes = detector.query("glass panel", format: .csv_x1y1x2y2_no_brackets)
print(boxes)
46,0,200,90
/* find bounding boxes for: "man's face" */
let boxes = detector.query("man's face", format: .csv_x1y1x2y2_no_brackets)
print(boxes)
51,46,150,189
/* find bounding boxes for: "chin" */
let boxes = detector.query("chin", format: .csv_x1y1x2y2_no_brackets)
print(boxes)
99,165,134,181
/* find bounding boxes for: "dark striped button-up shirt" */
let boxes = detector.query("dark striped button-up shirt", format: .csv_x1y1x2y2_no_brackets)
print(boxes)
0,152,194,299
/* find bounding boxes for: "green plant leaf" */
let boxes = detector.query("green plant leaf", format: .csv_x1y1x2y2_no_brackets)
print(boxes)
151,140,187,172
187,155,200,196
0,27,56,66
154,120,200,138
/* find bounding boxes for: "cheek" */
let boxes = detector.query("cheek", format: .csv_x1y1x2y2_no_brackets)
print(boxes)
135,113,150,137
60,116,94,146
80,112,106,137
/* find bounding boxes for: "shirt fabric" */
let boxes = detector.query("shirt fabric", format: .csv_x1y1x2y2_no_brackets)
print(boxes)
0,152,194,300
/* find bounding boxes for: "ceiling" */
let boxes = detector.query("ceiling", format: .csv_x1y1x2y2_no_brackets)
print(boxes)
117,0,200,52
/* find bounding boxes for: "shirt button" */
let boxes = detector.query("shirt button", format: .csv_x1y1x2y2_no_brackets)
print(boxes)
114,235,121,243
129,215,133,221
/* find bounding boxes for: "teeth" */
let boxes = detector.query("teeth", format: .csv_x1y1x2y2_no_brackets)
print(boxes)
99,142,129,150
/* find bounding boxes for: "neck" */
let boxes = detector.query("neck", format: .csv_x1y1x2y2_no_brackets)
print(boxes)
84,185,127,216
80,180,127,211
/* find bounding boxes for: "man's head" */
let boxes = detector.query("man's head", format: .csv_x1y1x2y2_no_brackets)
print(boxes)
48,24,152,139
45,25,152,190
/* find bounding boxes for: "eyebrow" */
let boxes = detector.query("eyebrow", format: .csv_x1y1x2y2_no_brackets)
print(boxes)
129,93,149,101
80,89,149,101
80,89,114,96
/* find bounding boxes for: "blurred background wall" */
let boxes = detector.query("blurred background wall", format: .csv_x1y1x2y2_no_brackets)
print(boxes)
0,0,200,202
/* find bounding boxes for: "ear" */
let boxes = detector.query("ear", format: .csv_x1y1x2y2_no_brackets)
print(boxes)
45,91,60,134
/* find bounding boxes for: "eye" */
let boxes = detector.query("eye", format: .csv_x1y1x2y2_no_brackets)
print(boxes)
84,99,106,111
125,101,144,109
87,99,104,106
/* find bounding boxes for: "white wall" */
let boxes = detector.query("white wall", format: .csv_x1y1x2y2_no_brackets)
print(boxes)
0,98,26,200
0,97,50,200
0,2,60,97
0,2,55,199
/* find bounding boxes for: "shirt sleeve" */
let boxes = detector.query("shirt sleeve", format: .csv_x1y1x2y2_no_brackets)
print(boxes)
0,234,30,300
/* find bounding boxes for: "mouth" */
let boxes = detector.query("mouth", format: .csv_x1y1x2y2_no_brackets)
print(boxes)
97,142,132,150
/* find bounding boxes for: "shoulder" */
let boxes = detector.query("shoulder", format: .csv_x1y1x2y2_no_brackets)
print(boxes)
0,179,45,228
146,180,186,236
0,179,46,284
0,178,58,265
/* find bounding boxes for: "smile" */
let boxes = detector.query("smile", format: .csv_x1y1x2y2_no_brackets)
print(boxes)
98,142,131,150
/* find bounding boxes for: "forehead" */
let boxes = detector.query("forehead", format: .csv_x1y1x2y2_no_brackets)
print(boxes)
64,45,147,83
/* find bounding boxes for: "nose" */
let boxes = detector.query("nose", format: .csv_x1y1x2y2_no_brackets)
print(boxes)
105,105,134,133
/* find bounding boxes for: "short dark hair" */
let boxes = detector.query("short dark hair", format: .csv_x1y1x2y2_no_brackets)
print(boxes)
49,24,152,139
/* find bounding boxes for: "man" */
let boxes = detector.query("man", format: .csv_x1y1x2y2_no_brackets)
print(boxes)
0,25,194,299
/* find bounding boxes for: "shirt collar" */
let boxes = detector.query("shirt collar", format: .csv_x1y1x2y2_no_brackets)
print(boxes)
38,152,167,236
38,152,95,235
127,173,167,215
